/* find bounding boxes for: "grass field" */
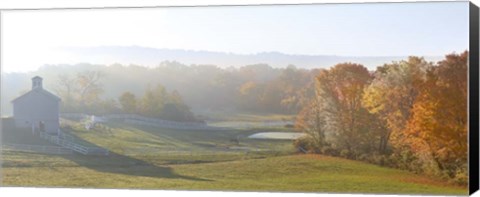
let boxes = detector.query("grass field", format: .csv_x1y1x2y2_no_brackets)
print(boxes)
1,151,466,195
1,118,468,195
59,121,296,162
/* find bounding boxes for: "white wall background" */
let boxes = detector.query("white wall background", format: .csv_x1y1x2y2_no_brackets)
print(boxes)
0,0,477,9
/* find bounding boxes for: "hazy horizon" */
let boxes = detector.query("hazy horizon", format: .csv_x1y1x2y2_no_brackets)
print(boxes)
1,2,469,73
0,45,455,74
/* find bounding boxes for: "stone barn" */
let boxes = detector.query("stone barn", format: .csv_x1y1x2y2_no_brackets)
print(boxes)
11,76,61,135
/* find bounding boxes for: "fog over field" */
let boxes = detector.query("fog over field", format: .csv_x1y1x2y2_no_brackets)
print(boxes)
43,46,445,71
0,2,470,193
0,44,446,117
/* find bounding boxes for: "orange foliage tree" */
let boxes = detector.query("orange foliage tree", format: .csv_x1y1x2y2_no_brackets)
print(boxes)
295,52,468,183
299,63,374,156
406,52,468,179
362,57,430,154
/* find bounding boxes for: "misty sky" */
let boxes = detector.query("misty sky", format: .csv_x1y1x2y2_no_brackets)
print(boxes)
1,1,469,73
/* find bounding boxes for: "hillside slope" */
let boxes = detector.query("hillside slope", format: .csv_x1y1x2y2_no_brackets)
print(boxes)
1,152,466,195
1,120,467,194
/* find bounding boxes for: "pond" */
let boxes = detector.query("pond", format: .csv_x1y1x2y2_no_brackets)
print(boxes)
248,132,305,140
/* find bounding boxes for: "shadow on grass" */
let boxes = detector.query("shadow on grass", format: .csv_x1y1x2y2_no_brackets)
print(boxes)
59,130,211,182
60,152,211,182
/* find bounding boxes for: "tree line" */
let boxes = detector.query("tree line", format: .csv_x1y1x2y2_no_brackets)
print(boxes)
54,71,196,122
295,51,468,184
118,85,196,122
4,62,320,116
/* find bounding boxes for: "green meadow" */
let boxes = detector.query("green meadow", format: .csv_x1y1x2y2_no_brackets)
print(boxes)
1,119,467,195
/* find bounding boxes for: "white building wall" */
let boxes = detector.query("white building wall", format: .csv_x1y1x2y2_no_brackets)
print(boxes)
13,91,60,134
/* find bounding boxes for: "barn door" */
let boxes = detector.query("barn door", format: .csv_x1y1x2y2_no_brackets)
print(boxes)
39,121,45,132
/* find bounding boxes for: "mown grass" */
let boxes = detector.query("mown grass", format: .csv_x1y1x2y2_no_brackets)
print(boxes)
1,151,466,195
1,119,467,195
61,121,296,163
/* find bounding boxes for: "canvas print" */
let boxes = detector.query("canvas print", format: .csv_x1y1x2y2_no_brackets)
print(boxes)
0,1,473,195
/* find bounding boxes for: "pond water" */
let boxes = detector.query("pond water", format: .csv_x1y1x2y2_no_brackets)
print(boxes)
248,132,305,140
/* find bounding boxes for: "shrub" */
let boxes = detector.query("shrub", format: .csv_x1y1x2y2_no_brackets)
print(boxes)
357,154,370,162
340,149,351,158
294,136,314,153
453,167,468,185
321,146,338,156
376,155,388,166
284,124,295,128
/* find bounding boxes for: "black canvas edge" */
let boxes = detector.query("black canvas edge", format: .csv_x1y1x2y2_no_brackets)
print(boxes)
470,1,480,195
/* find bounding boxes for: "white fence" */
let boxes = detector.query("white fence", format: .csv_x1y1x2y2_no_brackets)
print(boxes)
61,113,295,130
106,114,208,127
61,113,226,131
2,143,73,155
39,132,109,156
61,113,89,119
123,119,225,130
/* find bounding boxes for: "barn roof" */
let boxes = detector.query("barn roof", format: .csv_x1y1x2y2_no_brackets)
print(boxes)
11,88,61,103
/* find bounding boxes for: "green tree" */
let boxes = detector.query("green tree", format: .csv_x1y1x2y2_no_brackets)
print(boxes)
162,90,195,121
119,92,137,113
139,84,167,118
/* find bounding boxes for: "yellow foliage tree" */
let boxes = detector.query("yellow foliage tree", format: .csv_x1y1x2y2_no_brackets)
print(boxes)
362,57,430,153
314,63,373,155
406,52,468,178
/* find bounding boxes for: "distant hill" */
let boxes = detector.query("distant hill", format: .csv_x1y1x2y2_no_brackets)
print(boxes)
60,46,444,70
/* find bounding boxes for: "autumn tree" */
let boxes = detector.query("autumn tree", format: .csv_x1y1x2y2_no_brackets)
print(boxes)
238,81,263,111
278,66,316,113
55,74,78,112
55,71,105,113
297,63,374,157
406,52,468,179
362,57,430,154
325,63,373,155
235,65,318,114
295,87,327,152
76,70,105,109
